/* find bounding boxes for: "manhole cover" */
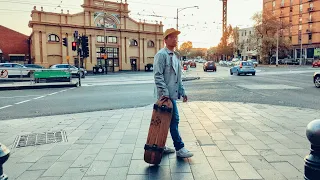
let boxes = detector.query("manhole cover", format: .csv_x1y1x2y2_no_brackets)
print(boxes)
13,131,67,148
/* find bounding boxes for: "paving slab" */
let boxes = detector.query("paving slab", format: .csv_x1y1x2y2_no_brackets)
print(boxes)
1,101,319,179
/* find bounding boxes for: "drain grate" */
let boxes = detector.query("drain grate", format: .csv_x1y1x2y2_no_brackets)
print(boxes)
13,131,67,148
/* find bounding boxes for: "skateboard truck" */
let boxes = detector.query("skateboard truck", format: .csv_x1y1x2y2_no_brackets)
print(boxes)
144,144,164,153
153,104,172,113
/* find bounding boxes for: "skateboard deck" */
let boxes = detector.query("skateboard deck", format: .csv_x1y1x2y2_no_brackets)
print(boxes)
144,98,173,165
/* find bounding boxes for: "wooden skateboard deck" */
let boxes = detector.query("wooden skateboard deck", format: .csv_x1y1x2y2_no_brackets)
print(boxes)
144,98,173,165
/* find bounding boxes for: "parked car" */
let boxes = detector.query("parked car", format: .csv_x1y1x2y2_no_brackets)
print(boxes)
203,61,216,72
230,61,256,76
50,64,87,78
190,61,196,68
0,63,31,77
247,59,258,67
314,71,320,88
312,60,320,68
24,64,45,69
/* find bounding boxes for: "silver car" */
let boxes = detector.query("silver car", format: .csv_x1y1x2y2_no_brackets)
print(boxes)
50,64,87,78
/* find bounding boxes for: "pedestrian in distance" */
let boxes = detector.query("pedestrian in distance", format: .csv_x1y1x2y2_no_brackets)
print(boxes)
153,28,193,158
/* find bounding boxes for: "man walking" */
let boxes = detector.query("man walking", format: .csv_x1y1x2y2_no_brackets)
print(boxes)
153,28,193,158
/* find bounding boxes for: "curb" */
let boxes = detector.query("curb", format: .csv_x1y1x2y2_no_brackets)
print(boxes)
182,77,200,81
0,83,78,91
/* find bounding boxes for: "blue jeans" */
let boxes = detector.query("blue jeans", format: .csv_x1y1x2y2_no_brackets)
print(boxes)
170,99,184,151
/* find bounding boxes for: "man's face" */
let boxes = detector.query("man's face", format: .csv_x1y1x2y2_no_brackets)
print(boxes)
165,34,178,47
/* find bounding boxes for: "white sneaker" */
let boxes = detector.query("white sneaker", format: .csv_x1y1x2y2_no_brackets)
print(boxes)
163,146,175,154
0,174,8,180
176,147,193,158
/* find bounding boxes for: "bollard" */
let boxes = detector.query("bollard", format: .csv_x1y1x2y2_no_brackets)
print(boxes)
0,143,10,180
304,119,320,180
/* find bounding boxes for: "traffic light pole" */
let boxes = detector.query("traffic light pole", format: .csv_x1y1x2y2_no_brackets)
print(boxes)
77,35,81,86
103,1,108,74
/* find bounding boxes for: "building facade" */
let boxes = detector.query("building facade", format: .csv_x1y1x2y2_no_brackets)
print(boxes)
263,0,320,63
237,27,260,61
28,0,164,72
0,25,30,63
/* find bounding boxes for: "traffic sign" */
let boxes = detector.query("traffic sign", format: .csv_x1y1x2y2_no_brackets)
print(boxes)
0,70,8,78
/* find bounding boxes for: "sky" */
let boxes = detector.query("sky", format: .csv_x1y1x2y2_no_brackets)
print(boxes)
0,0,262,48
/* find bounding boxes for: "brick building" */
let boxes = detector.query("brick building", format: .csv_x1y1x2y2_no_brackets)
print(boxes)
263,0,320,64
0,25,30,63
28,0,164,72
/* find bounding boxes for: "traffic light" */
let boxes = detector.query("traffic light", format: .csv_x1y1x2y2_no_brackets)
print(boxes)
72,42,77,51
100,47,105,53
63,38,68,47
81,36,89,58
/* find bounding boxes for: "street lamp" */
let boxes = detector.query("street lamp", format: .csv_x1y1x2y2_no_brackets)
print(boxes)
176,6,199,31
176,6,199,48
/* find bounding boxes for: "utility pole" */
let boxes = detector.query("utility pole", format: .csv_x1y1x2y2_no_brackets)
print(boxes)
276,28,279,66
300,32,303,65
103,1,108,74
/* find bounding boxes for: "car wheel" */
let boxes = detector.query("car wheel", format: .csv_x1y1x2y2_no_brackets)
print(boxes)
315,76,320,88
237,70,240,76
252,73,256,76
230,70,233,75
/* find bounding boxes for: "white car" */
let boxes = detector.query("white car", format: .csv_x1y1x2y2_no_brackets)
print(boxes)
50,64,87,78
0,63,30,78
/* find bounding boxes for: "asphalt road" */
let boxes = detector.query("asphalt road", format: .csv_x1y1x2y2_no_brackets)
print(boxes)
0,64,319,120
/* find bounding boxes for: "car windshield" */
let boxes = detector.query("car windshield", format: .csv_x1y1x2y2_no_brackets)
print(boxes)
242,62,253,66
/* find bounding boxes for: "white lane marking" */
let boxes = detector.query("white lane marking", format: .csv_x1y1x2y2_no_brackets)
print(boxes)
0,95,39,99
15,100,31,105
33,96,46,100
0,87,75,110
48,92,59,96
0,105,13,109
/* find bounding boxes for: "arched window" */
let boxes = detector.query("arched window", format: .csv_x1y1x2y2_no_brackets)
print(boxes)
48,34,60,42
148,40,155,47
130,39,138,46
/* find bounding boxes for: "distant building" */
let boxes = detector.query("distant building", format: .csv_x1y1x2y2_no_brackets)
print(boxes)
0,25,30,63
237,27,260,61
263,0,320,64
28,0,164,72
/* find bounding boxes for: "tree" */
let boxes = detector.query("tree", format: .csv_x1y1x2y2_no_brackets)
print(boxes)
207,47,218,61
216,24,237,60
249,10,291,64
178,41,193,56
189,48,207,58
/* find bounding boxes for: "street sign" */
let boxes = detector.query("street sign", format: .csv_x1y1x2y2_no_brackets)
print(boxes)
0,69,8,78
314,48,320,57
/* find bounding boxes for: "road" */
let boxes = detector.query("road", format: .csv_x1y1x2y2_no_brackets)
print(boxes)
0,64,319,120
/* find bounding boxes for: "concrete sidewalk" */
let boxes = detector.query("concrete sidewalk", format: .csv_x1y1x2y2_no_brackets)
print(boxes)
1,101,318,180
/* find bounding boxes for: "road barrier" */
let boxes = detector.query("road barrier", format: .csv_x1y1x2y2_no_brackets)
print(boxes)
33,69,71,83
0,68,74,84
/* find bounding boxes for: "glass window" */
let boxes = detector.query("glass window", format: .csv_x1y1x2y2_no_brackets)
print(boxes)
299,25,302,30
108,53,113,58
0,64,11,67
108,36,117,43
300,4,303,12
273,1,276,7
130,39,138,46
48,34,60,42
114,59,119,67
97,36,105,43
148,41,155,47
